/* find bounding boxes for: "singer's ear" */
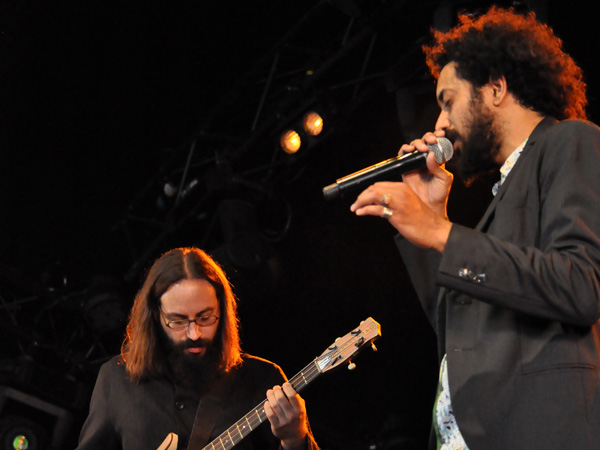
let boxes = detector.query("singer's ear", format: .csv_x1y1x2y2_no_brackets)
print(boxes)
488,75,507,106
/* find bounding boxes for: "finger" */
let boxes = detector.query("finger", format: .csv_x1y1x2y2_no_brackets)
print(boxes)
264,396,279,425
408,139,431,153
350,186,385,212
399,143,416,155
281,382,302,411
350,182,407,212
422,132,439,145
407,132,439,153
353,204,389,218
267,386,294,423
265,389,284,429
269,385,291,416
273,384,295,418
266,387,282,414
425,152,454,180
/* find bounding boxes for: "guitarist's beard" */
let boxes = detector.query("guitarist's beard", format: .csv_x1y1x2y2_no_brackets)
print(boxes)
164,336,221,392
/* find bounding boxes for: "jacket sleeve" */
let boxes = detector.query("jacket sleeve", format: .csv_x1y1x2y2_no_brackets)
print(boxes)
395,235,443,332
76,363,120,450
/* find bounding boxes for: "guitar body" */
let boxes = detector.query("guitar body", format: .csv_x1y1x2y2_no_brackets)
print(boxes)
156,432,178,450
156,318,381,450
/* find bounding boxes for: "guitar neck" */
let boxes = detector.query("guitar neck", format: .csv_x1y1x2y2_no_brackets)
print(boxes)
202,359,322,450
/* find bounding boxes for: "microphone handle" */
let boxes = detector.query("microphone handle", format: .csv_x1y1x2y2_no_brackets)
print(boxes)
322,150,427,201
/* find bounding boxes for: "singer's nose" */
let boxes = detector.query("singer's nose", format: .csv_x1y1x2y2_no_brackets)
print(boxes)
435,110,450,132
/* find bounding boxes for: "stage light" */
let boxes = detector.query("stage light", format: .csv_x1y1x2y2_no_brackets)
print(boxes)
0,414,46,450
303,111,323,136
280,129,302,154
12,434,28,450
0,385,74,449
278,108,329,154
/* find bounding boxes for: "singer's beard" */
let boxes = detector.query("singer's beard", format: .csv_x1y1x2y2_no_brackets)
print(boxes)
448,93,502,185
163,335,221,392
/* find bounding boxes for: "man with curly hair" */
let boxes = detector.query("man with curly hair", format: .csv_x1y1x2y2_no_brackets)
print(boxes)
351,6,600,450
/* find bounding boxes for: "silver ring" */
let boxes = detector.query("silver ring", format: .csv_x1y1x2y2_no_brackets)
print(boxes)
381,207,393,220
381,193,392,206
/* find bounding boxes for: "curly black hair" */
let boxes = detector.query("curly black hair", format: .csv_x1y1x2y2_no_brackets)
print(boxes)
424,6,587,120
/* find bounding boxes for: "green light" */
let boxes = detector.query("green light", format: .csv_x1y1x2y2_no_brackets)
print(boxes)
12,435,29,450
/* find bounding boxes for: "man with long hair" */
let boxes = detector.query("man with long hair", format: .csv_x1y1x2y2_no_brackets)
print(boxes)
76,247,319,450
350,6,600,450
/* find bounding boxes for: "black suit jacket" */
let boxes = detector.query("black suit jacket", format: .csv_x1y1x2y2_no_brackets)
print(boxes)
397,118,600,450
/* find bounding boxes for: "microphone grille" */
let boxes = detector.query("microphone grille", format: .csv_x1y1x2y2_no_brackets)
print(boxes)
429,137,454,164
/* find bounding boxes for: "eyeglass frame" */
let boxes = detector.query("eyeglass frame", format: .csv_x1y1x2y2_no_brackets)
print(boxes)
159,307,220,330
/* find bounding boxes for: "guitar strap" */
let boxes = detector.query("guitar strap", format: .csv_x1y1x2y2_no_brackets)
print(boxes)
187,369,237,450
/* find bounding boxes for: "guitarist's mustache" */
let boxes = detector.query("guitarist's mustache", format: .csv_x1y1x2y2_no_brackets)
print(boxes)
177,338,211,350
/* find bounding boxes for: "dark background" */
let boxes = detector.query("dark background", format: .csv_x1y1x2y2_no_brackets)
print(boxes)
0,1,598,449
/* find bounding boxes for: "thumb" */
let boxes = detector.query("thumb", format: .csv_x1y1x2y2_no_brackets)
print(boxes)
426,151,453,181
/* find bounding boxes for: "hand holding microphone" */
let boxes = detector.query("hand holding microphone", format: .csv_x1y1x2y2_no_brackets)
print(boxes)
322,137,453,201
344,134,455,252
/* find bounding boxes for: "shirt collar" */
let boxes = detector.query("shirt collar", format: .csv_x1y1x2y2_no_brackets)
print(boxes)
492,139,528,196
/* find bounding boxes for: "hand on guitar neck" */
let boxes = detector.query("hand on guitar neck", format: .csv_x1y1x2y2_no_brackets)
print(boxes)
265,382,310,450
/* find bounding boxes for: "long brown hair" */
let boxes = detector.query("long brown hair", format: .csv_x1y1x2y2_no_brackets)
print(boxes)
121,247,242,382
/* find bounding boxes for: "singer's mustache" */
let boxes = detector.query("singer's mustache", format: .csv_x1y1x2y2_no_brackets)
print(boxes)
444,129,459,145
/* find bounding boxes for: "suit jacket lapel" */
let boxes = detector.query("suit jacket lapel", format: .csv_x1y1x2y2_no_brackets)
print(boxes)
475,116,558,232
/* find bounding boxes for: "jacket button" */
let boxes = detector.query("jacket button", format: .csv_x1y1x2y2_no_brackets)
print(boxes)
175,401,184,410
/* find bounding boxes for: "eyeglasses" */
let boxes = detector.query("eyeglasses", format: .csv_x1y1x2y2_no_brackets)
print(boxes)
159,308,219,330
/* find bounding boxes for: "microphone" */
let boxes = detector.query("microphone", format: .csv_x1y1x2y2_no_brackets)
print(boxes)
322,137,453,201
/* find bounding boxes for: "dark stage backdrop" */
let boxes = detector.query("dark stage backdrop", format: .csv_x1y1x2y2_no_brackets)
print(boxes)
0,1,598,449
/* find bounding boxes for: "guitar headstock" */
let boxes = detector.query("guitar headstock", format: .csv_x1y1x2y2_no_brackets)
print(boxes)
315,317,381,373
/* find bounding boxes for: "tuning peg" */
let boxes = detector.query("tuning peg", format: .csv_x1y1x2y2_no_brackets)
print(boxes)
348,361,356,370
335,337,341,342
371,343,378,352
